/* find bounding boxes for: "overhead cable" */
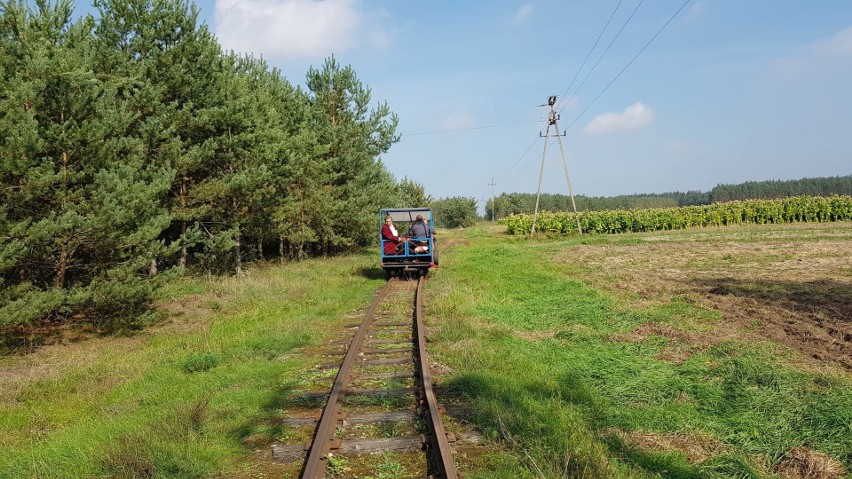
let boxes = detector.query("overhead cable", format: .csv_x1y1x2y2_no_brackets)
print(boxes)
494,136,540,183
400,119,539,137
559,0,646,116
563,0,692,131
555,0,624,113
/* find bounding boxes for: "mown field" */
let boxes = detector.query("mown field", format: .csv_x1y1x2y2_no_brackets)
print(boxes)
1,222,851,478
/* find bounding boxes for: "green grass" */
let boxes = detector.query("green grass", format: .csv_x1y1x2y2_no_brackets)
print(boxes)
0,252,384,478
2,225,850,478
425,224,852,478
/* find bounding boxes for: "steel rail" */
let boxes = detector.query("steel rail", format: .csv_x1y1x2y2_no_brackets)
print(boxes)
301,278,396,478
415,276,459,479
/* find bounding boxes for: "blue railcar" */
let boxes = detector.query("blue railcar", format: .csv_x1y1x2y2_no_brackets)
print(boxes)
380,208,438,278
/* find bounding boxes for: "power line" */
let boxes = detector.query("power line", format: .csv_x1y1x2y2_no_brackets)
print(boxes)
400,119,539,137
501,0,690,191
554,0,625,113
563,0,692,131
497,2,630,193
494,135,540,183
559,0,646,117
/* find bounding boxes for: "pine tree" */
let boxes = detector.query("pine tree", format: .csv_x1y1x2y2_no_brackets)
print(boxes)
92,0,225,270
305,56,400,253
1,2,407,328
398,177,432,208
0,0,172,327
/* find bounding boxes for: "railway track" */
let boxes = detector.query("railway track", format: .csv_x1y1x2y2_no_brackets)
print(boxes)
273,276,459,478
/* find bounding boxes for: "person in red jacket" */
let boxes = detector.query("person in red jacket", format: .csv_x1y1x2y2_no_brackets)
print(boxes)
381,216,408,255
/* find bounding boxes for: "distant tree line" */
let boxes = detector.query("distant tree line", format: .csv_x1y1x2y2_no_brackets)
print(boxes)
485,175,852,220
709,175,852,202
432,197,478,228
0,0,420,329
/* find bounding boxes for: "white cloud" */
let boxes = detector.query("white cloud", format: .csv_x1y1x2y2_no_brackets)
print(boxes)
775,26,852,77
214,0,390,60
510,4,533,26
584,102,654,135
814,26,852,56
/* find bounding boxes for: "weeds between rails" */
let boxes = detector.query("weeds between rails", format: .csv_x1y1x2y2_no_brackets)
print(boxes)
274,276,460,478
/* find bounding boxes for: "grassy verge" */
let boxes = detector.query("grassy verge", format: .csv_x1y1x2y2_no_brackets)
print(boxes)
0,253,384,478
425,223,852,478
1,223,850,478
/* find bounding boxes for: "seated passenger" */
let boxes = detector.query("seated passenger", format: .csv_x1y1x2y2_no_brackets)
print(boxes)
382,216,408,255
408,215,431,253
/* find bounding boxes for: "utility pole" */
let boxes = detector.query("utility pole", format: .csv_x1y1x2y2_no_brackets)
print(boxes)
531,95,582,235
488,178,497,221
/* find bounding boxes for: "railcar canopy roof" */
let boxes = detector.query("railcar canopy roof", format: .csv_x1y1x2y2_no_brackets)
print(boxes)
381,208,433,223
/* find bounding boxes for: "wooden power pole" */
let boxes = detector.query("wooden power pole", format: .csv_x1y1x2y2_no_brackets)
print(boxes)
531,95,582,235
488,178,497,221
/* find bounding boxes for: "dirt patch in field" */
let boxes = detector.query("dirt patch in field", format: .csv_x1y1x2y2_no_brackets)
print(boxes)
608,323,705,364
606,428,728,464
698,278,852,367
515,329,557,341
556,224,852,371
775,447,846,479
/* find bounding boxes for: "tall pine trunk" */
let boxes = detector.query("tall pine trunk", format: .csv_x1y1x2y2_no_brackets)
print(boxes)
235,225,242,276
179,177,188,268
55,148,69,288
54,244,68,288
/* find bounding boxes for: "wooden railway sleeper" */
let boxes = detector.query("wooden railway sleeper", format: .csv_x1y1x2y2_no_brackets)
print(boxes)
299,277,459,478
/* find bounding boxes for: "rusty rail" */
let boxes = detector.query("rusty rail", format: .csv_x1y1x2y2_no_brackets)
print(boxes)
415,276,459,479
300,276,458,478
301,279,394,477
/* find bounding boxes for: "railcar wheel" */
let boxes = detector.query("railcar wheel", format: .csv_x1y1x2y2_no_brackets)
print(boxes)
432,248,439,266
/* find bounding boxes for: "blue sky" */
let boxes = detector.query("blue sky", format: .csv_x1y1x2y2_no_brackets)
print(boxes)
72,1,852,208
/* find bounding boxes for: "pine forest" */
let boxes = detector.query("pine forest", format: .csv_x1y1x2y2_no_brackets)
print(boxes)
0,0,410,330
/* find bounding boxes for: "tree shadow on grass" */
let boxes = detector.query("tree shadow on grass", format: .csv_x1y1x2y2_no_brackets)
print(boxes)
440,371,616,477
440,370,751,477
0,317,148,356
355,265,387,280
600,434,705,479
231,381,306,448
694,277,852,324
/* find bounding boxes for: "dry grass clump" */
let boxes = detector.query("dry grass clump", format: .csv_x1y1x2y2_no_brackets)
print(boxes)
606,428,728,464
607,322,706,364
775,447,846,479
514,329,558,341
